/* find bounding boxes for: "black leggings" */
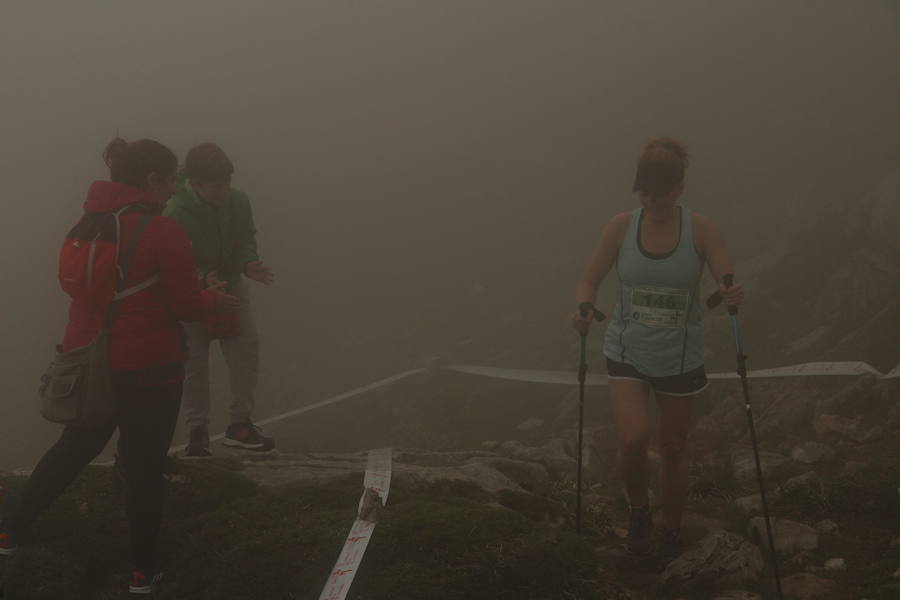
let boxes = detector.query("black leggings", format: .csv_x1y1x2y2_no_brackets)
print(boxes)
9,373,182,572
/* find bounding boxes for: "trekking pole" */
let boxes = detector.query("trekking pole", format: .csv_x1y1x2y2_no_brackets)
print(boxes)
576,302,605,535
707,274,784,600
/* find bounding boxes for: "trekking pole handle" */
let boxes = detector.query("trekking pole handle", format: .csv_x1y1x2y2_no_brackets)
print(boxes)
722,274,738,316
705,273,738,315
578,302,606,322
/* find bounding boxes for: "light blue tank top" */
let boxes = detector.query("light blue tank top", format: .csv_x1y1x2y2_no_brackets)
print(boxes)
603,206,705,376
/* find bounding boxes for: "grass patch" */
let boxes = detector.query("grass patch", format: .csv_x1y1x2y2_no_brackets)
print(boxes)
496,489,568,525
687,461,743,501
358,488,606,599
1,461,615,599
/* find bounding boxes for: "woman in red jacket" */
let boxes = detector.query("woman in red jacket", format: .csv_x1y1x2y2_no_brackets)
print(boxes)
0,138,237,595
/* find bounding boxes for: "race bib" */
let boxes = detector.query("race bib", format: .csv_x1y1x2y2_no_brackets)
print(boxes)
628,285,690,328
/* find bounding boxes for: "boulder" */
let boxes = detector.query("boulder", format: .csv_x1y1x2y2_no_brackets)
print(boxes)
662,530,764,587
791,442,835,464
499,439,577,478
734,494,762,514
814,519,839,535
748,517,819,554
780,471,823,495
236,449,553,498
730,447,795,483
781,572,836,600
813,413,867,442
824,557,846,572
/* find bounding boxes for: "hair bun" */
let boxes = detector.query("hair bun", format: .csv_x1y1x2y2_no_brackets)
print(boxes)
102,137,130,169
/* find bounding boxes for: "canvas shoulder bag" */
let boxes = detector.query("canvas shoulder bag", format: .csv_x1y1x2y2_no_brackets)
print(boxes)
39,211,156,428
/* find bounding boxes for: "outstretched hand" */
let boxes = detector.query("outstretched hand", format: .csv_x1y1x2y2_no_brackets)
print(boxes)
244,261,274,285
206,279,240,312
204,270,224,288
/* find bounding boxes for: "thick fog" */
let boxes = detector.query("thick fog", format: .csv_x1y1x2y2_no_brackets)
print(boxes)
1,1,898,470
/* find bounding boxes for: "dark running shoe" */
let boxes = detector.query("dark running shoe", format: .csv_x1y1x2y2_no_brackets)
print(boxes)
657,528,683,572
623,505,653,556
224,421,275,452
184,426,212,458
129,569,163,594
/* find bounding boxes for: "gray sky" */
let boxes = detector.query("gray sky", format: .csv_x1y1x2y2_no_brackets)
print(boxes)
1,1,898,468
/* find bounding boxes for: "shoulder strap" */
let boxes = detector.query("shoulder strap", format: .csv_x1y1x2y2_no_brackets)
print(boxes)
625,207,642,246
116,214,154,291
101,213,154,330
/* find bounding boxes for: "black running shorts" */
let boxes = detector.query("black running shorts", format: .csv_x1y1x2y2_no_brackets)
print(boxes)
606,358,708,396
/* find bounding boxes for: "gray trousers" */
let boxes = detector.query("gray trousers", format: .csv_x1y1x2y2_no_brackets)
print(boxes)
182,280,259,431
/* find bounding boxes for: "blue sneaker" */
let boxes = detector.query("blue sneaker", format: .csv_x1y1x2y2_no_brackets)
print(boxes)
223,421,275,452
129,570,163,594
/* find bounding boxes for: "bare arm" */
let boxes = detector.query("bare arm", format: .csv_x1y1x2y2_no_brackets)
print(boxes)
695,214,733,282
576,212,628,303
695,213,744,306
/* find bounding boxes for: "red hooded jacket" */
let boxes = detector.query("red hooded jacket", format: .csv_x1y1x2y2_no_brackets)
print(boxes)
62,181,217,374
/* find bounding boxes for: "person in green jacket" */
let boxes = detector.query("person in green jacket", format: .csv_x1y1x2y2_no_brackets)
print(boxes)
164,143,275,455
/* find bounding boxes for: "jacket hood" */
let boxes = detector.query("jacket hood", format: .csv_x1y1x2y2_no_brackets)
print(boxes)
83,181,165,214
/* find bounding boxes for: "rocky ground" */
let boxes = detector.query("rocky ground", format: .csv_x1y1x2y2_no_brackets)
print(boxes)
243,368,900,600
3,365,897,599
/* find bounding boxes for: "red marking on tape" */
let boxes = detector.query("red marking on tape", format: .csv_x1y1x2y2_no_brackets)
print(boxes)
332,568,354,577
347,536,369,543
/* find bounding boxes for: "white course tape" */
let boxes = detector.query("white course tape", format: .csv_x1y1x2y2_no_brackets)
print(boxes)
706,361,883,380
70,358,897,472
318,447,393,600
448,364,607,386
253,369,424,430
448,361,900,386
87,368,423,468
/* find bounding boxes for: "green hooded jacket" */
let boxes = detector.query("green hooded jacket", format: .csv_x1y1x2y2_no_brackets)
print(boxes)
163,172,260,287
